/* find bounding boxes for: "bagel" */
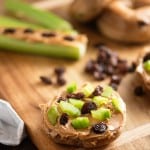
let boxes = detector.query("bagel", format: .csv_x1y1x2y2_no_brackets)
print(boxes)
136,48,150,91
70,0,113,22
41,83,126,148
97,0,150,43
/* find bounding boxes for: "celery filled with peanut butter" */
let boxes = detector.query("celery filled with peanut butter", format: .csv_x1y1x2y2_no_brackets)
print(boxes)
0,28,87,59
4,0,74,32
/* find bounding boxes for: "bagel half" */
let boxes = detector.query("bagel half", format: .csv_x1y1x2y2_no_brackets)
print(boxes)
41,83,126,148
97,0,150,43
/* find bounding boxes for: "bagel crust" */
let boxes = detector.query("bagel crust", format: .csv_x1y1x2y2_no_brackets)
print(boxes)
136,48,150,92
41,84,126,148
97,0,150,43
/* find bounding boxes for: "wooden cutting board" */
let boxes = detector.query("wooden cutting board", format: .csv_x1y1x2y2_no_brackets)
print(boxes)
0,1,150,150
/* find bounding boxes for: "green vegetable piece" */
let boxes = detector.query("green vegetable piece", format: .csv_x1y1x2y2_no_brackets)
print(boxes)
82,83,94,97
0,35,86,60
93,96,109,107
69,98,84,110
101,86,113,98
5,0,73,32
59,101,80,117
47,106,59,125
0,16,42,29
91,108,111,121
71,117,90,129
143,60,150,73
67,82,77,93
112,98,124,113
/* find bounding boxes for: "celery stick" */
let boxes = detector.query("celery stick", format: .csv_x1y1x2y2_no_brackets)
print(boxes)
0,16,42,29
4,0,73,32
0,35,86,59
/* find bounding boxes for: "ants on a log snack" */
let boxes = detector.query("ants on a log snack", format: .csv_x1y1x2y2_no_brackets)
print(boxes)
41,83,126,148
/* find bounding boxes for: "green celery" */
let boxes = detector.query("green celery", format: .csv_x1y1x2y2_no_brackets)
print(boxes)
0,35,85,59
4,0,73,32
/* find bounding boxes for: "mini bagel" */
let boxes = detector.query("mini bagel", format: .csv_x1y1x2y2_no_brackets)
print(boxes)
97,0,150,43
70,0,113,22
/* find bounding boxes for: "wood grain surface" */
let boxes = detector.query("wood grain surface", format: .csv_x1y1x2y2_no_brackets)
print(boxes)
0,1,150,150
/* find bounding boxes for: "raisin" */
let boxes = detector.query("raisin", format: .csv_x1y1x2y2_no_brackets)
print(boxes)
59,113,68,125
143,53,150,62
109,83,118,91
3,28,16,34
42,32,56,37
40,76,52,85
63,36,75,41
81,102,97,114
57,76,66,86
24,28,34,33
92,122,107,134
134,86,145,96
54,67,65,76
85,60,96,74
92,85,103,96
66,92,84,99
111,75,121,85
128,62,137,73
57,96,66,103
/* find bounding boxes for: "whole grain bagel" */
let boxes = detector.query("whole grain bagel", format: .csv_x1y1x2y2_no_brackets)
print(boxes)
70,0,113,22
41,84,126,148
97,0,150,43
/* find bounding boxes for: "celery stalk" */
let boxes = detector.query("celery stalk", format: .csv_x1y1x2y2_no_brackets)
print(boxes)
0,35,86,59
4,0,73,32
0,16,42,29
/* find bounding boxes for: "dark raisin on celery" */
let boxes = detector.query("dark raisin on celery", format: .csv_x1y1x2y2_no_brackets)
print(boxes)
24,28,34,33
92,122,107,134
40,76,52,85
81,102,97,114
66,92,84,99
59,113,68,125
3,28,16,34
63,36,75,41
42,32,56,37
57,96,66,103
134,86,145,96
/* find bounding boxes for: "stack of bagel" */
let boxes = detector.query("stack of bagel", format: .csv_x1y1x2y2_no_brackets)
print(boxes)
70,0,150,43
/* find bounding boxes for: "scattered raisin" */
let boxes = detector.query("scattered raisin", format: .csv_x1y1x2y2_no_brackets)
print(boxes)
63,36,75,41
54,67,65,76
111,75,121,85
128,62,137,73
57,76,66,86
59,113,68,125
24,28,34,33
81,102,97,114
3,28,16,34
134,86,145,96
40,76,52,85
66,92,84,99
92,122,107,134
92,85,103,96
109,83,118,91
42,32,56,37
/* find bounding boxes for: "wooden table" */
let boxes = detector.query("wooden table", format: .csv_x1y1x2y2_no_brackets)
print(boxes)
0,1,150,150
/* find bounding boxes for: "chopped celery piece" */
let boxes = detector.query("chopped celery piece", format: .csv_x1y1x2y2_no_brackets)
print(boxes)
82,83,94,97
112,98,124,113
93,96,109,107
47,106,59,125
0,16,42,29
0,35,85,59
91,108,111,121
101,86,113,98
5,0,73,32
67,82,77,93
71,117,90,129
143,60,150,73
69,98,84,110
59,101,80,117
